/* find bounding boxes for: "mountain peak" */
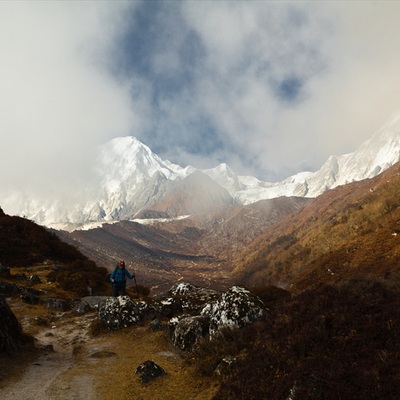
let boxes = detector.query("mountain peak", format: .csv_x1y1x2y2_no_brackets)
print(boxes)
1,112,399,228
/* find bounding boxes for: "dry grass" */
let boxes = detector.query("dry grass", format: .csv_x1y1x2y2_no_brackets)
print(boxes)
233,162,400,291
75,325,219,400
212,277,400,400
1,264,218,399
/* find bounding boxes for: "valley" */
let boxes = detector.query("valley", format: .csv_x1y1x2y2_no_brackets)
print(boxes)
57,196,310,294
0,117,399,399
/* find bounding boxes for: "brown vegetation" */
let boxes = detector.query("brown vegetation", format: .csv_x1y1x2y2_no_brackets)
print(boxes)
191,278,400,399
233,162,400,291
0,208,86,267
2,162,400,398
0,208,110,297
57,196,309,293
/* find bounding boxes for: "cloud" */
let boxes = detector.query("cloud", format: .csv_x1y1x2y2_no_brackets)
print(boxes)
114,2,332,178
113,1,400,180
0,2,137,198
1,0,400,209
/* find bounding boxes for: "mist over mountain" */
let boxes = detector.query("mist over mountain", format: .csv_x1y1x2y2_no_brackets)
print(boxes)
1,112,399,229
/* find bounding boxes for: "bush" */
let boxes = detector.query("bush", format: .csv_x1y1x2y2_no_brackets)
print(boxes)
48,260,109,297
212,279,400,400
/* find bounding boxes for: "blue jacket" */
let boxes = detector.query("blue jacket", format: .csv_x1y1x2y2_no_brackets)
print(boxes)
110,267,134,287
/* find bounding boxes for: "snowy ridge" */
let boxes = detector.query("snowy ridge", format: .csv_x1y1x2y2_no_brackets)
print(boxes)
232,113,400,202
1,113,399,229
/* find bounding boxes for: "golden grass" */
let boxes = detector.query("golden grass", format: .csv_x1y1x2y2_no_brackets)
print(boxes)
2,264,219,399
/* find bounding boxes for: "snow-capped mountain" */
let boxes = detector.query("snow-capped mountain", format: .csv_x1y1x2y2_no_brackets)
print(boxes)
1,113,399,229
233,113,400,203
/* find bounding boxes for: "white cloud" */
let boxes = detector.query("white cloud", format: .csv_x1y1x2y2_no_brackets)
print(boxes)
0,2,138,197
1,0,400,209
176,1,400,178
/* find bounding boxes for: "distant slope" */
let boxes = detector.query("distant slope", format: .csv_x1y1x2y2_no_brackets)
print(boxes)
233,161,400,291
138,170,236,217
57,196,310,292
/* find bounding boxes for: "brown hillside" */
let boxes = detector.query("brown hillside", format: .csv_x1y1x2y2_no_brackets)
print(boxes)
233,161,400,291
0,208,109,296
0,207,86,267
58,197,309,293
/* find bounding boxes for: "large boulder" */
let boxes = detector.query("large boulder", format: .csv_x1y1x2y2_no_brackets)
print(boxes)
74,296,109,314
135,301,159,321
201,286,267,338
167,282,220,314
171,315,210,351
167,314,191,338
98,296,141,330
153,296,182,318
0,296,25,354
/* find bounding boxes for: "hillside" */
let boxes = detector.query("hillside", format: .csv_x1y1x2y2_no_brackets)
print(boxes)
233,161,400,291
0,211,217,399
57,196,310,293
0,207,109,297
2,172,400,399
0,207,86,267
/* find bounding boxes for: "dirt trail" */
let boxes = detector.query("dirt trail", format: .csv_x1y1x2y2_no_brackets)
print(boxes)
0,313,96,400
0,311,218,400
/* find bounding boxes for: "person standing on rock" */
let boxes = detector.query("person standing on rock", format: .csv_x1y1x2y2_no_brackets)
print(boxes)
110,260,135,297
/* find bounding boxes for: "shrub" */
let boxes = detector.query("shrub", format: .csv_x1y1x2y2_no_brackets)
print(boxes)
212,278,400,400
48,260,109,297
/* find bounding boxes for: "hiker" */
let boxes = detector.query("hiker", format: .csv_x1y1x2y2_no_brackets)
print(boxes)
110,260,135,297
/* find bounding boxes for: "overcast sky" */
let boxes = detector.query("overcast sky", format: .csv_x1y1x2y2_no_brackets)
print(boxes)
1,1,400,199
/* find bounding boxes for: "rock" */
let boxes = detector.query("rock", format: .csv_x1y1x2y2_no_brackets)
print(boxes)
0,296,24,354
90,351,117,358
149,318,164,332
167,282,220,314
135,301,159,321
20,292,40,305
169,282,198,296
13,273,28,280
171,315,210,351
98,296,140,330
79,296,109,310
28,274,42,284
0,263,10,277
73,300,92,315
135,360,166,383
44,297,70,311
39,344,54,352
33,316,49,326
0,282,20,297
19,286,43,304
22,286,42,296
154,297,183,317
215,356,236,376
167,314,191,339
50,264,64,271
201,286,267,338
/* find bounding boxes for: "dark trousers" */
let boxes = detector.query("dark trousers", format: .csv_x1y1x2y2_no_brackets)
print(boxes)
112,285,126,297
